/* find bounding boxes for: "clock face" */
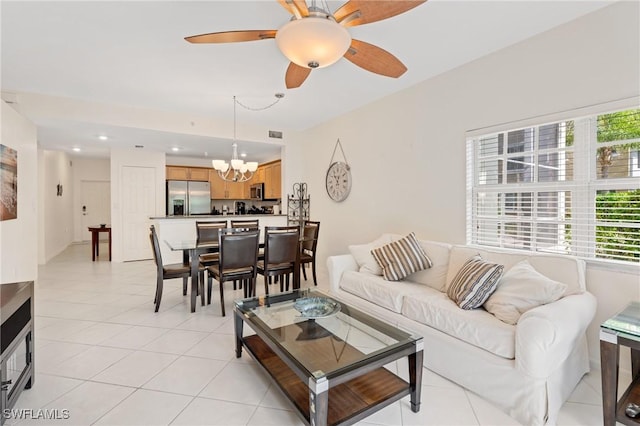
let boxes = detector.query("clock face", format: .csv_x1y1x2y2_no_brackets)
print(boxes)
326,161,352,202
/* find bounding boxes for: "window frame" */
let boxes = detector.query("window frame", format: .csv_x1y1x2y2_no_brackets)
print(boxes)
466,107,640,268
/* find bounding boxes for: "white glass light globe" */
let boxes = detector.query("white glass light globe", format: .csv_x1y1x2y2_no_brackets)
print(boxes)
276,17,351,69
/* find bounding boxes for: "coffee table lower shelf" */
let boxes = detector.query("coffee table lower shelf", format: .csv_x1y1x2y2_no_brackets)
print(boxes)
616,375,640,425
243,334,411,426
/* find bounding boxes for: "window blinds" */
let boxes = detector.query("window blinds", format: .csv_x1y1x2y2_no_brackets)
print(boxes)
468,108,640,264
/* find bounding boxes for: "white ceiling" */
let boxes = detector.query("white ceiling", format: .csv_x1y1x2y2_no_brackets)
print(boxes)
1,0,610,160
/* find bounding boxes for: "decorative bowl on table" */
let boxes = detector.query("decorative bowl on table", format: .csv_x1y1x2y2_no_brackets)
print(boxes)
293,297,341,319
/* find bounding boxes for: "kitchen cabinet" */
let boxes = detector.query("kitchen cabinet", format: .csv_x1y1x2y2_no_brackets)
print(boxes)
262,161,282,199
209,170,246,199
166,166,209,181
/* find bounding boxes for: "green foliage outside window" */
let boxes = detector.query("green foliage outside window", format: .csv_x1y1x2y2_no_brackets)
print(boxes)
595,189,640,262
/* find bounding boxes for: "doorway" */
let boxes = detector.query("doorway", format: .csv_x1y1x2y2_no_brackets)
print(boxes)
121,166,156,261
80,181,111,241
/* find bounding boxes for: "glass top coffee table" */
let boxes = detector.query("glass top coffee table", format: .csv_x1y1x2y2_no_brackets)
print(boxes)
600,301,640,426
234,289,423,426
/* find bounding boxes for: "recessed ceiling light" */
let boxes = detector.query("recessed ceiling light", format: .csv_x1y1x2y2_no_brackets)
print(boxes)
171,147,180,152
97,135,109,141
72,147,81,152
240,152,247,158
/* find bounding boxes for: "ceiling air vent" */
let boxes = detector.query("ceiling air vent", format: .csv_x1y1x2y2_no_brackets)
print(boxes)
269,130,283,139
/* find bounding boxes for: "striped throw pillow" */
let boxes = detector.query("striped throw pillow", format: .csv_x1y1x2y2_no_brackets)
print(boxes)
371,233,433,281
447,256,504,310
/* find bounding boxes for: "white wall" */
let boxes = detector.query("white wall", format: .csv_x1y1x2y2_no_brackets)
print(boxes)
0,101,38,283
295,1,640,367
72,157,110,241
39,150,74,263
110,147,165,262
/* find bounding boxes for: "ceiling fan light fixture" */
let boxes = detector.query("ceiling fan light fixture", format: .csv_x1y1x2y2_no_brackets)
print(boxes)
276,17,351,69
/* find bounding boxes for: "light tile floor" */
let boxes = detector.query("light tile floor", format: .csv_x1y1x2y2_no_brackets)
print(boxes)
6,243,610,425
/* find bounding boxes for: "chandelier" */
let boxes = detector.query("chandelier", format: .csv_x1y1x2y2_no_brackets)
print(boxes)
211,96,258,182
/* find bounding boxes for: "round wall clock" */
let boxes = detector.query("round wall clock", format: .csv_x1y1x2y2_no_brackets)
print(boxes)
326,161,352,202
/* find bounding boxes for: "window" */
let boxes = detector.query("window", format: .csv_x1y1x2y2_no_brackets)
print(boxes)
468,108,640,264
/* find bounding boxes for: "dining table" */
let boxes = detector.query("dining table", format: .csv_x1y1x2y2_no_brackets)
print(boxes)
164,237,305,313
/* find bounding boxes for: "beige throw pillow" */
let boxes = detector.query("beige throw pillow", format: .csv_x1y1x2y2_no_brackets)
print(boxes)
348,234,394,275
371,232,432,281
484,260,567,325
447,256,504,310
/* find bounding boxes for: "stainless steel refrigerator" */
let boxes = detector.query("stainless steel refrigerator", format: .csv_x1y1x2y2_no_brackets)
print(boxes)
167,180,211,216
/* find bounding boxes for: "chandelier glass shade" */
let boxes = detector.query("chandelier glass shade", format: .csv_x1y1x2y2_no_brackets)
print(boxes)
211,97,259,183
275,16,351,69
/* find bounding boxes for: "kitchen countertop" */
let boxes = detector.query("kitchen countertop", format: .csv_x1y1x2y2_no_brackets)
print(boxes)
150,214,287,219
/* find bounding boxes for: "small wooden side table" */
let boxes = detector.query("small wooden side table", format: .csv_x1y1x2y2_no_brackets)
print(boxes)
88,225,111,261
600,301,640,426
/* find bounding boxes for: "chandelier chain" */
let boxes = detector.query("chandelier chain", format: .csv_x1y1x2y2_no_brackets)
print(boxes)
235,95,283,112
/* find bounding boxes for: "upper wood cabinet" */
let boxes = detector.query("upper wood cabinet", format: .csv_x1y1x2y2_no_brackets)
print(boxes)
166,166,188,180
262,161,282,199
166,166,209,181
188,167,210,181
209,170,246,199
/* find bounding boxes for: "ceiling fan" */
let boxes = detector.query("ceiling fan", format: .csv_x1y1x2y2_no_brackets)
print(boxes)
185,0,426,89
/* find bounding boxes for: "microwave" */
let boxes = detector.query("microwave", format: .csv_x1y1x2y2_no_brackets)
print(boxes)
249,183,264,200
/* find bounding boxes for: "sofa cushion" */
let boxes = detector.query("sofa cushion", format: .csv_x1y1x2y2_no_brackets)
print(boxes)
446,256,504,309
407,240,452,291
339,270,431,313
348,234,397,275
445,245,586,296
484,260,567,325
371,232,432,281
402,292,516,359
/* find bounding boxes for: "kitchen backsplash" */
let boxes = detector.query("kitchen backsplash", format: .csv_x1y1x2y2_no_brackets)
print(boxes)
210,199,283,215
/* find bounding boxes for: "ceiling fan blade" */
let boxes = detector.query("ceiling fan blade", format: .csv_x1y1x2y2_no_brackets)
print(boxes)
334,0,426,27
285,62,311,89
277,0,309,17
185,30,277,44
343,39,407,78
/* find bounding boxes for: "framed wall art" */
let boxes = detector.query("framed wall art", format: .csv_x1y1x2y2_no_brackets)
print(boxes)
0,144,18,221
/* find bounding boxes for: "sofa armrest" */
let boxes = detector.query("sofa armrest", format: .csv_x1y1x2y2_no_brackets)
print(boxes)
515,292,597,379
327,254,358,294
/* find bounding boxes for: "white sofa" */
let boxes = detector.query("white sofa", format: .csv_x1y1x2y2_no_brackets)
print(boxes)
327,236,597,426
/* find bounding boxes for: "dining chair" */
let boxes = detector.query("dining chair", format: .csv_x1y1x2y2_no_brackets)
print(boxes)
257,226,300,295
230,219,259,230
231,218,263,262
149,225,199,312
195,220,227,284
300,221,320,286
206,228,260,316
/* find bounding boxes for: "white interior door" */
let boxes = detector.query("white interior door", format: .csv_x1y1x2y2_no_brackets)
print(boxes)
80,181,111,241
121,166,156,261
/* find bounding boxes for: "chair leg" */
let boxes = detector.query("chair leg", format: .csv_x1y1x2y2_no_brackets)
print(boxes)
312,260,318,286
302,263,308,281
251,278,257,297
219,280,226,317
207,274,213,305
264,275,269,296
199,276,205,306
233,280,236,290
155,276,163,312
182,277,188,296
279,276,284,292
285,273,290,292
